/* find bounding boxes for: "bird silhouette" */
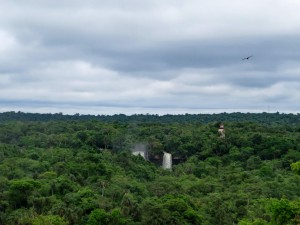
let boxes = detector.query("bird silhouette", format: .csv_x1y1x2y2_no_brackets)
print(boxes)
242,55,253,60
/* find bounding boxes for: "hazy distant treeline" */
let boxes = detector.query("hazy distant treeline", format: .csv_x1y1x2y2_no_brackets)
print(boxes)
0,111,300,124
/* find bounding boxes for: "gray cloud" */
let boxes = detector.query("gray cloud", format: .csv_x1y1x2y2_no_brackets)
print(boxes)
0,0,300,114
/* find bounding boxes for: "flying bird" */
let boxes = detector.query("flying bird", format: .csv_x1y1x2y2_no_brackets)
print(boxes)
242,55,253,60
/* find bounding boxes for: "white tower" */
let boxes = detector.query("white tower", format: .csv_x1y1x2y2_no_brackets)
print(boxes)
218,123,225,138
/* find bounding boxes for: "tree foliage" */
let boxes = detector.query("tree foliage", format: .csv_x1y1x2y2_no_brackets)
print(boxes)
0,112,299,224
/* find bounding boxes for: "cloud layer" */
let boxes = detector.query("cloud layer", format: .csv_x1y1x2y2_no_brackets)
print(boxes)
1,0,300,114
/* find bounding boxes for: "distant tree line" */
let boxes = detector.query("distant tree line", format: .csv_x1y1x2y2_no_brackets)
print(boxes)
1,111,300,125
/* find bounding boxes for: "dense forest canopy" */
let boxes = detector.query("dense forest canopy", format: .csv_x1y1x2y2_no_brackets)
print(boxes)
0,112,300,225
1,111,300,124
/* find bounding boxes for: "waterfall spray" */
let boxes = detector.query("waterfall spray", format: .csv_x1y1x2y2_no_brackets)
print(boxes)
132,143,148,160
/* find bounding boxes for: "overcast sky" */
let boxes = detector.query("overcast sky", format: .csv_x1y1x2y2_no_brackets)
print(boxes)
1,0,300,115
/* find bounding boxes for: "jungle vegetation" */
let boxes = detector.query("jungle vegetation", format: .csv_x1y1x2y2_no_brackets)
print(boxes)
0,112,300,225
